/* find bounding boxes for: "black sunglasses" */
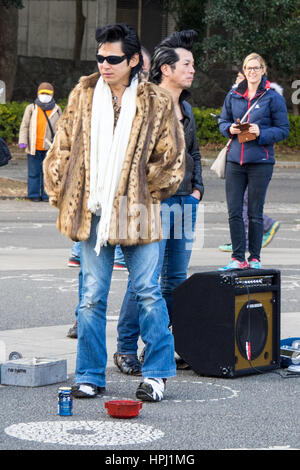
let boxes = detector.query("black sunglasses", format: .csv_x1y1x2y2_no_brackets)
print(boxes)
96,54,127,65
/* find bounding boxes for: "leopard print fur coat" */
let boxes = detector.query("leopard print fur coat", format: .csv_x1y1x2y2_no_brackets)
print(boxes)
43,72,185,245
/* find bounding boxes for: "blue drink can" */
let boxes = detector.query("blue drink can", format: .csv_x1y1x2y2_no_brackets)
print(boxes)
58,387,73,416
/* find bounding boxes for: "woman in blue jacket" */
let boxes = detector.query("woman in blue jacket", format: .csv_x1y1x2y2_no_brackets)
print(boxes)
218,53,289,271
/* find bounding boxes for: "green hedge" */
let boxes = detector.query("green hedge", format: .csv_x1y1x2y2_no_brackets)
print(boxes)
0,100,299,148
193,107,300,148
0,101,28,143
192,107,227,145
0,100,67,143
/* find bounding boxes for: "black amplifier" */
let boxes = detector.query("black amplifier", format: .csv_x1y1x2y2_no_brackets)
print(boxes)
172,269,281,377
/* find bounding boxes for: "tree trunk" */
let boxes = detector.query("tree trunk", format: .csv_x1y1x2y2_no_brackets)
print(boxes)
73,0,86,62
0,5,19,101
292,103,299,116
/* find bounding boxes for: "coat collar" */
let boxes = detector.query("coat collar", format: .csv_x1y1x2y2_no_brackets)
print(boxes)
235,75,268,98
79,73,173,108
79,72,99,89
79,72,153,98
179,89,192,103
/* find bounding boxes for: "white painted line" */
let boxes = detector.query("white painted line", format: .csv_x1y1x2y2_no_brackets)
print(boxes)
224,445,298,450
5,420,164,447
103,379,240,403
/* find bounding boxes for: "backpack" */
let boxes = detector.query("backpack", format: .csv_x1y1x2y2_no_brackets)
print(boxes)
0,138,12,167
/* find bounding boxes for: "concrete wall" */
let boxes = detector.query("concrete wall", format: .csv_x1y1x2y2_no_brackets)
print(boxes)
17,0,175,59
12,53,236,108
18,0,117,60
14,0,178,102
0,81,6,104
13,56,96,101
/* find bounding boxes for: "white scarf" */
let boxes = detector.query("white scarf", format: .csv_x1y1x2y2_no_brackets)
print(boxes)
88,75,138,255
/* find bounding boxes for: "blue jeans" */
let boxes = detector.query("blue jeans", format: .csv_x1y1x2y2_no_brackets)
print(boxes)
117,195,199,355
74,244,125,320
75,215,176,387
225,161,273,262
70,242,81,320
27,150,48,200
75,268,83,319
71,242,81,258
114,245,125,264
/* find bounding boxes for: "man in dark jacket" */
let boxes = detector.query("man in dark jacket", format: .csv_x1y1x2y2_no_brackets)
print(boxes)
114,30,204,376
0,138,12,167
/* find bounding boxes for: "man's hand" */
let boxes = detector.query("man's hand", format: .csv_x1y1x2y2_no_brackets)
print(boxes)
191,189,201,200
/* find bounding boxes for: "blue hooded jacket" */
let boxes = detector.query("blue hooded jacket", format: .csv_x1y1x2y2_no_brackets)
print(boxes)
219,76,289,165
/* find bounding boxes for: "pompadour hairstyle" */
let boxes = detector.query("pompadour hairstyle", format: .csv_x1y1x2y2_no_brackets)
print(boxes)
95,23,143,85
149,30,197,85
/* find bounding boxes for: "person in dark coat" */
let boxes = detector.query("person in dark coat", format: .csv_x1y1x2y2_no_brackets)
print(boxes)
113,30,204,376
219,70,281,253
0,137,12,167
218,53,289,271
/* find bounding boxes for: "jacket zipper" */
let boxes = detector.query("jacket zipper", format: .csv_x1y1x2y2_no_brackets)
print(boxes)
233,89,265,165
263,146,269,159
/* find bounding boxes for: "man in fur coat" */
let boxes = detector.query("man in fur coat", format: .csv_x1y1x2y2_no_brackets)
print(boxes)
43,24,185,402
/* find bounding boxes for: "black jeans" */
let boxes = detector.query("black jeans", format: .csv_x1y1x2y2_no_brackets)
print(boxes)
225,161,273,262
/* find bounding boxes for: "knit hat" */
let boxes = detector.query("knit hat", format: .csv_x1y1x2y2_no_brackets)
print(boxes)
37,82,54,95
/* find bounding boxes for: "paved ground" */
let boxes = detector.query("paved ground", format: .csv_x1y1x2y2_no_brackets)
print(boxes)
0,157,299,452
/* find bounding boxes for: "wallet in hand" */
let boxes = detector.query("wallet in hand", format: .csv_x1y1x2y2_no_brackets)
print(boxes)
236,119,256,143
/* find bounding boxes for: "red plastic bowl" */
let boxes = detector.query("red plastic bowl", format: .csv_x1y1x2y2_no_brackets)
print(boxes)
104,400,143,418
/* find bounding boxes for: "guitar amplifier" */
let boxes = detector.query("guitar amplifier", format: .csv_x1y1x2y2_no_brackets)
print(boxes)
172,269,281,377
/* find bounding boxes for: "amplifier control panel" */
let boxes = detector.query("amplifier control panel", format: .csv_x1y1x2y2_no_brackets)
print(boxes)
234,276,273,288
220,274,274,288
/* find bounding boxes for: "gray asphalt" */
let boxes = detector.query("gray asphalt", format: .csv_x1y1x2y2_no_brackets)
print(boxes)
0,158,299,451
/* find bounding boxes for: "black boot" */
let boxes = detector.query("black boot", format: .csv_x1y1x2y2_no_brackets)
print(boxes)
67,321,78,338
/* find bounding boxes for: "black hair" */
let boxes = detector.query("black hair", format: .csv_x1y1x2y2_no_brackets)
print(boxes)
159,29,197,51
149,30,197,85
95,23,143,85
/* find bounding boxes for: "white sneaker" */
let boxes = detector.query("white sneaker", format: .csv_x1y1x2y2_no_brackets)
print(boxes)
71,383,105,398
136,378,166,402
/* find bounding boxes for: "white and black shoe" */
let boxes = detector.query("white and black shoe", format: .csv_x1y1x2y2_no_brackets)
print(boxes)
71,383,105,398
136,378,166,402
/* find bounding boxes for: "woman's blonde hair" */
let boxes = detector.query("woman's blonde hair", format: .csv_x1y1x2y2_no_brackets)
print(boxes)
243,53,267,75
